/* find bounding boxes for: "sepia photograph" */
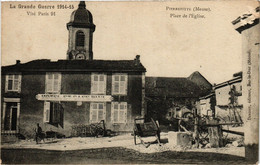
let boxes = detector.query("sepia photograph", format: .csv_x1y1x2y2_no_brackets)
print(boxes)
1,0,259,164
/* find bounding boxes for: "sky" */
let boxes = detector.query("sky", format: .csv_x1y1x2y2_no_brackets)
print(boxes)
1,1,258,84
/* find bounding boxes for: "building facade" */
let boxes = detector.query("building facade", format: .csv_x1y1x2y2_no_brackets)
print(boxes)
232,6,259,162
145,71,212,123
214,72,243,123
198,93,215,117
1,2,146,138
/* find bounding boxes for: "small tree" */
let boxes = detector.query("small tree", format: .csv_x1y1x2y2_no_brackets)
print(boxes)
228,85,242,124
146,97,172,124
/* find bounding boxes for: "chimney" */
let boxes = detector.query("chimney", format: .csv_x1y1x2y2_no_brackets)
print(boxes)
134,55,140,65
16,60,21,65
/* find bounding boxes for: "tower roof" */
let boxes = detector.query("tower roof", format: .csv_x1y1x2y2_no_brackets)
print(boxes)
67,1,95,31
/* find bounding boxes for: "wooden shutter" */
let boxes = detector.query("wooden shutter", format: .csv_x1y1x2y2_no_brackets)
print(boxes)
103,74,107,94
90,103,93,122
111,103,114,123
112,74,120,94
119,81,124,94
111,75,114,94
119,110,124,123
53,73,59,93
13,75,18,91
46,73,53,93
53,103,60,123
5,75,8,92
43,102,50,123
58,73,61,93
59,105,64,128
124,75,128,95
115,103,119,123
103,103,106,121
91,74,98,94
97,103,104,121
97,75,100,94
52,103,56,123
18,75,22,93
120,102,127,123
45,73,48,93
91,74,94,94
99,75,103,94
127,104,132,122
124,103,127,123
94,110,98,123
119,103,126,123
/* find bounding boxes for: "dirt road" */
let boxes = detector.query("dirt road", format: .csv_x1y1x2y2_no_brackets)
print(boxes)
1,133,249,164
1,147,246,164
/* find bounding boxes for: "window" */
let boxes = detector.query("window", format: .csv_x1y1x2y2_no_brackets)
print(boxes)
5,74,21,92
90,103,106,123
45,73,61,93
111,102,127,123
112,74,127,95
43,101,64,128
76,31,85,47
91,74,106,94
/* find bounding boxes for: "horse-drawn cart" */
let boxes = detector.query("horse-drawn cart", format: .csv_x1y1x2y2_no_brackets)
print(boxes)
133,118,161,147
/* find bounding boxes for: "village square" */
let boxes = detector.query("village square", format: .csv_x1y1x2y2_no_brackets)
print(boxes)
1,1,259,164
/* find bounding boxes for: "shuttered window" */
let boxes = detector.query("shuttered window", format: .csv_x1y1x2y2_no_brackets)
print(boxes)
43,101,64,128
90,103,106,123
43,102,50,123
45,73,61,93
91,74,106,94
5,74,21,92
111,102,127,123
112,74,127,95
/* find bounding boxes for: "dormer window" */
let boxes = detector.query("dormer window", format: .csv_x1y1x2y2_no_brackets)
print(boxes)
76,31,85,48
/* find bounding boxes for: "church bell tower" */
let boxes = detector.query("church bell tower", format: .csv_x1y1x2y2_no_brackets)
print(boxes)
67,1,95,60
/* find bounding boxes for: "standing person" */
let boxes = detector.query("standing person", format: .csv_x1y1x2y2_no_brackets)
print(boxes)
35,123,44,144
37,123,42,135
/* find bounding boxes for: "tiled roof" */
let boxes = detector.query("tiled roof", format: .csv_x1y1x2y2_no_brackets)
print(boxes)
187,71,211,85
2,59,146,73
213,76,242,90
145,77,205,98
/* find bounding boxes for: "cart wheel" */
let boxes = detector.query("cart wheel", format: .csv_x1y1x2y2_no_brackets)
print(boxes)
157,132,161,142
134,132,137,145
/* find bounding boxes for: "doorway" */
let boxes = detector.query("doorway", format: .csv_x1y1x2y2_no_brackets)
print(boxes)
4,102,18,131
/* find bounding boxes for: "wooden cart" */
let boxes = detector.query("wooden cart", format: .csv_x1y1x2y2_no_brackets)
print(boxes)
133,118,161,147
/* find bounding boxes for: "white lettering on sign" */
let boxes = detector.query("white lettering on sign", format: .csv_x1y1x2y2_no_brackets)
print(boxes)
36,94,113,102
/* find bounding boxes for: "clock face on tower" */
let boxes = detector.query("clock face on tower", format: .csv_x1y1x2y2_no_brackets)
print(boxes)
75,53,86,60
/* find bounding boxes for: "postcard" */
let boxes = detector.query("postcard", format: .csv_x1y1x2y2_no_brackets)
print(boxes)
1,1,259,164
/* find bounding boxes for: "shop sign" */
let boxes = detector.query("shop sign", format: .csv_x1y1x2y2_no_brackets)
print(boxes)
36,94,113,102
